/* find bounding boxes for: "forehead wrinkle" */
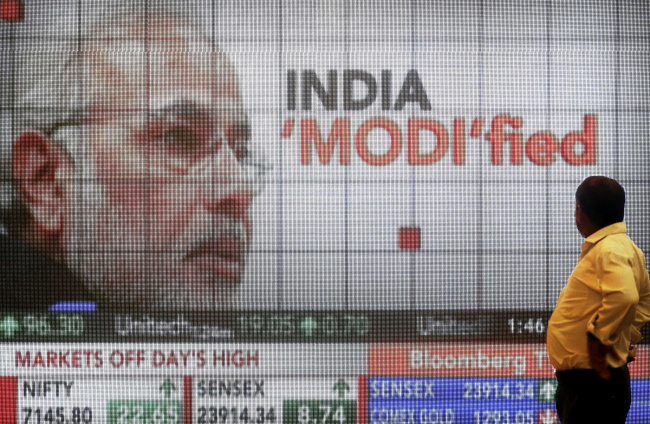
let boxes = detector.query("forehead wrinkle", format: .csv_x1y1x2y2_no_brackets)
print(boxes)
148,48,214,92
82,44,239,115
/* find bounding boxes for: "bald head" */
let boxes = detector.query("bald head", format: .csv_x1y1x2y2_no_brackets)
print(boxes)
575,176,625,230
75,10,242,128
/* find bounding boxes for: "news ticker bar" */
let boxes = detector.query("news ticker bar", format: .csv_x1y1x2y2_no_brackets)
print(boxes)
2,311,648,343
1,343,648,380
1,376,649,424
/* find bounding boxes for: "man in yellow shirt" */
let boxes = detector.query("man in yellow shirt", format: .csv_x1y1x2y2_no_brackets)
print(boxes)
547,176,650,424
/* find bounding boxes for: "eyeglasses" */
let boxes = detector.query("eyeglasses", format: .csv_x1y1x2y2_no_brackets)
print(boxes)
43,102,267,192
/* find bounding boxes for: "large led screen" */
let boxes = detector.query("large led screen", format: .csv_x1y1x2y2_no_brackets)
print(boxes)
1,0,649,312
1,0,649,423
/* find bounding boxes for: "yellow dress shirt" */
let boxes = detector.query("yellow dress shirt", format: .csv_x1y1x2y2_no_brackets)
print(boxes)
547,222,650,370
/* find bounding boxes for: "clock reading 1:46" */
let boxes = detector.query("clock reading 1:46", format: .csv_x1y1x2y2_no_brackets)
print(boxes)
507,318,546,334
283,401,355,424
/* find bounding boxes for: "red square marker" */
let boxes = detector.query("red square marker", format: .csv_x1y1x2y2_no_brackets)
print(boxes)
0,0,24,22
399,227,421,250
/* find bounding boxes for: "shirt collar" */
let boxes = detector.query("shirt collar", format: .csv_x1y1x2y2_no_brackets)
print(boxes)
584,222,627,245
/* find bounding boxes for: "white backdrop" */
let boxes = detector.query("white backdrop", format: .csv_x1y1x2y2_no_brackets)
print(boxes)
1,0,648,311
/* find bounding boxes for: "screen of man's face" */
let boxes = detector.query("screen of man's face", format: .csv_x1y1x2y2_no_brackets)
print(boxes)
0,1,649,423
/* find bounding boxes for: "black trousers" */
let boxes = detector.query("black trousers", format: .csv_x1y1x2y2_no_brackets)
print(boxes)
555,365,631,424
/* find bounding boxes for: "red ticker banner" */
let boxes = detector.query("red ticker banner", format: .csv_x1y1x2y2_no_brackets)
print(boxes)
369,344,650,379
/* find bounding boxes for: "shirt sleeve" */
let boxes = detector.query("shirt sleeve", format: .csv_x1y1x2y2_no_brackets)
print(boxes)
586,251,640,346
631,264,650,344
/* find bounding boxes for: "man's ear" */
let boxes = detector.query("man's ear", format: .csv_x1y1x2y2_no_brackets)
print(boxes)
11,132,68,233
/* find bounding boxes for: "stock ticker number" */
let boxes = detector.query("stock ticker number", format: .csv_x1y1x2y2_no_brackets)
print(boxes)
107,401,181,424
22,407,92,424
21,315,84,337
463,382,534,400
238,314,369,339
197,406,276,424
297,405,346,424
284,401,355,424
474,411,533,424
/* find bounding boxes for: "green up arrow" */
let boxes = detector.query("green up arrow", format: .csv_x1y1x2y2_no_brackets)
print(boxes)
0,316,19,339
300,316,318,337
159,379,177,398
537,380,557,403
333,379,350,398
